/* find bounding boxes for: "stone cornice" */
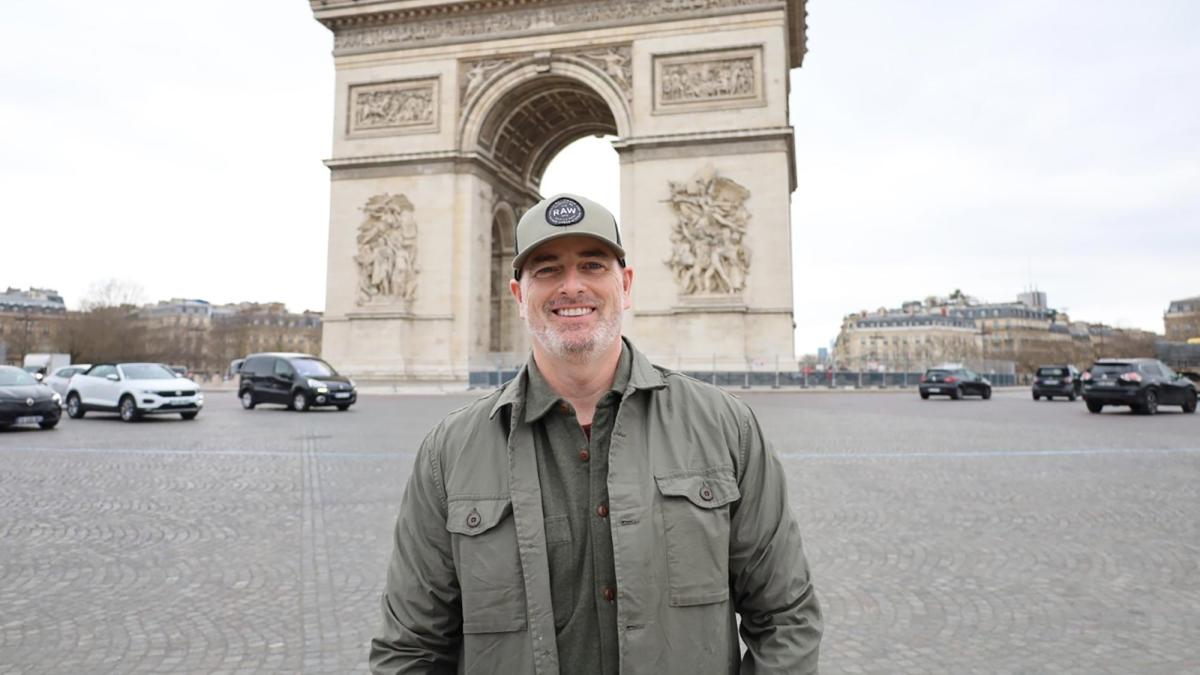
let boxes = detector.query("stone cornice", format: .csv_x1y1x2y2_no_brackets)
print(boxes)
309,0,806,67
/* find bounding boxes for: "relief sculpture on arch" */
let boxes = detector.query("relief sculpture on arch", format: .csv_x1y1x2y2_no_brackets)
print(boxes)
665,165,752,297
354,193,420,308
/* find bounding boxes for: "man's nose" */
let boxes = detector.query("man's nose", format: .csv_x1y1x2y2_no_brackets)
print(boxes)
559,266,586,294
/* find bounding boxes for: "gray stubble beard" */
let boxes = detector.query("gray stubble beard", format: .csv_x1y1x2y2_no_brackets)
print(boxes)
527,304,623,364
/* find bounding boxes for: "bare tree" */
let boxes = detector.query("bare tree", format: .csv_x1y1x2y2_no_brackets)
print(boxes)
59,279,150,363
80,278,146,311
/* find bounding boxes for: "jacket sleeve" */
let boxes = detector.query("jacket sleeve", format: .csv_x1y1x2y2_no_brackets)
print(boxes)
370,432,462,675
729,406,822,674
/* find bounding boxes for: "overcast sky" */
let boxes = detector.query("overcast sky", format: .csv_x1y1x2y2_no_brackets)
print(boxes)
3,1,1197,356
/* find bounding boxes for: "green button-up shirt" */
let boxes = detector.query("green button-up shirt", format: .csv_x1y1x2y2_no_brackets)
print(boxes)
371,338,822,675
524,346,632,675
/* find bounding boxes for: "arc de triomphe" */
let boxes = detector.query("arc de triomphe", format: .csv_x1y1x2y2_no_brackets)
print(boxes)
309,0,807,381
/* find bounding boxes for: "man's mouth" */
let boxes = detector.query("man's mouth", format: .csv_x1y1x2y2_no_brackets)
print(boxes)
552,306,595,317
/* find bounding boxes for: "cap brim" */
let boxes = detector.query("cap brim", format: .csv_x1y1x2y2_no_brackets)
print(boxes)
512,232,626,271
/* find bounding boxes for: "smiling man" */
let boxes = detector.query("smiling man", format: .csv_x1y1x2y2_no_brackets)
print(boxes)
370,193,821,675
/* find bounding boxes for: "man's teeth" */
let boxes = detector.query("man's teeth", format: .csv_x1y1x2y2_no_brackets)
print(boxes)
556,307,594,317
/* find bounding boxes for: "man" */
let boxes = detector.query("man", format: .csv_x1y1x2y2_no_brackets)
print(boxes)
371,193,821,674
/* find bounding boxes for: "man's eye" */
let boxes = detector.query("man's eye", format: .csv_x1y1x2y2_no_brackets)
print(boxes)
534,266,558,277
583,262,605,270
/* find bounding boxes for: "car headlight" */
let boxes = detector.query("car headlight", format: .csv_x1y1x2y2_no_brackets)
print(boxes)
348,378,356,389
307,378,327,390
52,392,62,404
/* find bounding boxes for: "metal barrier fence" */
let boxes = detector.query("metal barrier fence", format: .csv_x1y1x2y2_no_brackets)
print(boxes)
468,366,1018,389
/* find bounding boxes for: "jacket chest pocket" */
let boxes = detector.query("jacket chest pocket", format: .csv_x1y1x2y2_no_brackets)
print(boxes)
446,498,527,634
655,470,740,607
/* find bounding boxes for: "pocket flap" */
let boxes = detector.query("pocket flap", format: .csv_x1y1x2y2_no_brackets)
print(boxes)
446,498,512,536
655,470,739,509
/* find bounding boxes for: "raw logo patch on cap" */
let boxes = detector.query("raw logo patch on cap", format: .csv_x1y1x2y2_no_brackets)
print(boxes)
545,197,585,226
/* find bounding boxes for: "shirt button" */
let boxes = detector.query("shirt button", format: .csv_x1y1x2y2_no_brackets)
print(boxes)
602,586,616,602
579,449,590,463
558,403,571,414
466,510,481,528
596,503,609,518
699,486,714,502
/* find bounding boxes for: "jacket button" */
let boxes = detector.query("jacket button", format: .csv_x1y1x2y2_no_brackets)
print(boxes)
579,449,590,462
558,403,571,414
602,586,616,602
699,486,714,502
596,503,608,518
466,510,481,528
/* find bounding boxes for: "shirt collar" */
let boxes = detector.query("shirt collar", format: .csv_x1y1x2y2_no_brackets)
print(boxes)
488,336,663,422
522,341,633,423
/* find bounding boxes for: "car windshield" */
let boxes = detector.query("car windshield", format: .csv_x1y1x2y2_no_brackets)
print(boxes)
1091,363,1132,376
926,369,953,377
0,368,39,386
122,364,178,380
23,366,41,374
292,358,337,377
1037,368,1065,376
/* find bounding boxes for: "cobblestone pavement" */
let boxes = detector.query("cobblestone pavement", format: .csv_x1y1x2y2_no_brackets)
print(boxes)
1,388,1197,673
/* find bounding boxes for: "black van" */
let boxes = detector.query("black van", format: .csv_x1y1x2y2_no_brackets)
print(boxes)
238,352,357,412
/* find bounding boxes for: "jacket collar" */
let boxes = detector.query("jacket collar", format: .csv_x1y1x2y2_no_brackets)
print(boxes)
488,336,664,421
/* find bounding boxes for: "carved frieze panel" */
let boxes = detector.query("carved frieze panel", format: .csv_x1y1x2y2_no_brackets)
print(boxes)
653,46,764,114
664,165,752,296
354,194,420,308
347,78,439,137
333,0,783,54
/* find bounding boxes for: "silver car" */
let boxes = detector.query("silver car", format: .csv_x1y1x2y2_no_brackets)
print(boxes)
43,364,91,399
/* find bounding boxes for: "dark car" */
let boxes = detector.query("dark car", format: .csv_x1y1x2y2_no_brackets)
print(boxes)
238,352,356,412
919,367,992,400
1082,358,1198,415
1032,364,1081,401
0,365,62,430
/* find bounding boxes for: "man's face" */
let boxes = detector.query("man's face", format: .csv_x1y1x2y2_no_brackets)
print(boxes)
510,236,633,361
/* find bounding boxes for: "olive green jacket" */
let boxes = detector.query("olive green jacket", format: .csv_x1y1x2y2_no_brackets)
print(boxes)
370,341,822,674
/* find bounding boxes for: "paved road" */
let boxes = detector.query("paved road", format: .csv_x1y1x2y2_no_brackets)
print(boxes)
1,388,1197,673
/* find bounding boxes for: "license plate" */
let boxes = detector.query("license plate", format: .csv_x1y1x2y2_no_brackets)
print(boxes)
929,388,941,393
1097,381,1114,386
15,415,43,425
1042,379,1058,385
334,392,350,399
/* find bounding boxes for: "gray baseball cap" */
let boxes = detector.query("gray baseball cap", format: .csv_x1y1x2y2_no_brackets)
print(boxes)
512,193,625,277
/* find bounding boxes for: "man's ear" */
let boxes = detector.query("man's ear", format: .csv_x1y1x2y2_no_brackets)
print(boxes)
509,277,526,319
621,266,634,311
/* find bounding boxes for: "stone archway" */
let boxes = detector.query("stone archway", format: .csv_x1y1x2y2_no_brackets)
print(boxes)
311,0,808,382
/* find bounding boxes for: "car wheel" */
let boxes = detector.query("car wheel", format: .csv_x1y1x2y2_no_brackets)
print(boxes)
291,391,309,412
1086,400,1103,414
39,419,59,429
920,391,929,400
180,411,199,420
1141,389,1159,415
950,387,962,400
982,387,992,400
119,396,141,422
240,390,256,410
1182,390,1197,414
336,404,351,411
1068,391,1077,402
66,393,85,419
1032,393,1040,401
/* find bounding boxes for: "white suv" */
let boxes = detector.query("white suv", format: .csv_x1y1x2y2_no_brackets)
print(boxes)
66,363,204,422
